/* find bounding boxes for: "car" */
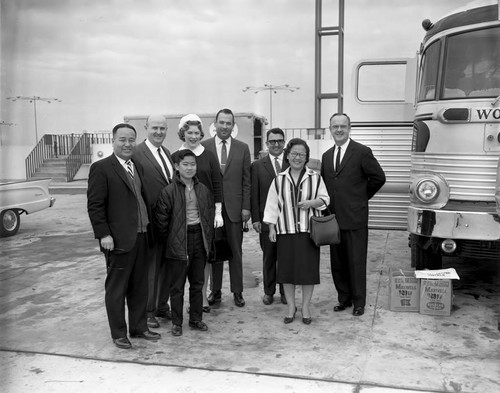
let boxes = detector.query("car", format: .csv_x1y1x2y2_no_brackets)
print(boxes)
0,178,56,237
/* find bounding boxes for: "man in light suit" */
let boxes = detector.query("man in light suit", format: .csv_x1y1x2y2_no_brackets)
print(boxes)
87,123,161,349
201,108,251,307
133,114,175,329
321,113,386,317
251,128,289,305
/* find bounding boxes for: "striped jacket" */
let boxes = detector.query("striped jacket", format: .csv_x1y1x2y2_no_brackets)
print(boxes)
263,167,330,234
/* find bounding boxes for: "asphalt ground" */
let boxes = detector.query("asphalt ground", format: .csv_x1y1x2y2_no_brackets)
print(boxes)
0,192,499,393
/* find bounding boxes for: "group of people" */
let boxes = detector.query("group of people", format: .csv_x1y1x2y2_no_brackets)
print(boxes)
87,109,386,349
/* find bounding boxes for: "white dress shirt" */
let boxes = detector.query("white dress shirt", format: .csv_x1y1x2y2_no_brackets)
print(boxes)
333,138,350,169
145,139,173,180
215,135,232,163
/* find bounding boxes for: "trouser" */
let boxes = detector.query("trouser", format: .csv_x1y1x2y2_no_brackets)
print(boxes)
259,231,284,296
329,227,368,308
210,206,243,294
104,233,148,339
169,225,206,325
146,242,171,317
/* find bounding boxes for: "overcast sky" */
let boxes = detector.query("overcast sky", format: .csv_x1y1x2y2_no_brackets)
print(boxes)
1,0,472,145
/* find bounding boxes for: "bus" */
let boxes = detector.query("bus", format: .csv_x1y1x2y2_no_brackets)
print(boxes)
408,0,500,268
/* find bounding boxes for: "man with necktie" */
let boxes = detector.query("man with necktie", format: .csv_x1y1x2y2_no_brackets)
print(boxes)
87,123,161,349
321,113,386,317
201,108,251,307
251,128,289,305
133,114,175,328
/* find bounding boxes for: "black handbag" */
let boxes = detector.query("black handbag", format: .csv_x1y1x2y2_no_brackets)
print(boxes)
209,227,233,263
310,198,340,246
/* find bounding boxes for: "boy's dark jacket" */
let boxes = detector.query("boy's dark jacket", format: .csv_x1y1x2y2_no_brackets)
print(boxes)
153,174,215,262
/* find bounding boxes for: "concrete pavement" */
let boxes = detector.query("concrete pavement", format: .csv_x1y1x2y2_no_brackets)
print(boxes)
0,193,499,393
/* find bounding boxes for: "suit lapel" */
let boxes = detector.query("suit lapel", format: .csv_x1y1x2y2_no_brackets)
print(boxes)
263,155,275,177
141,143,169,182
111,155,134,193
225,137,236,172
337,140,355,175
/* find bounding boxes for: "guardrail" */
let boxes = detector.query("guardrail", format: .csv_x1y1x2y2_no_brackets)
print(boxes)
25,132,112,181
65,134,92,182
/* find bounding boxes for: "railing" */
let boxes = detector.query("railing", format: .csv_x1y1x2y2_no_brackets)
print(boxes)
25,134,80,179
25,132,112,180
66,134,92,182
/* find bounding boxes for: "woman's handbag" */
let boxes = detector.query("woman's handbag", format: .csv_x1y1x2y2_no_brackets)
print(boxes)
309,198,340,246
209,227,233,264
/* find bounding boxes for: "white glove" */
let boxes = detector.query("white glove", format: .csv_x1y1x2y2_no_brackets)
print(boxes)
214,203,224,228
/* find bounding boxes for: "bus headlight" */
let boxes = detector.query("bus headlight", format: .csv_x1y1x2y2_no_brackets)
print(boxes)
409,172,449,208
416,179,439,201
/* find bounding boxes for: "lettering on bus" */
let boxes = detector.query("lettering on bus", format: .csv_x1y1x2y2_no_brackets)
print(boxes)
474,108,500,121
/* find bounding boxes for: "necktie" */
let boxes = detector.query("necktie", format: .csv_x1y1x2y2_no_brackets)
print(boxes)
125,159,134,179
274,157,281,174
157,147,171,182
335,146,341,172
221,140,227,174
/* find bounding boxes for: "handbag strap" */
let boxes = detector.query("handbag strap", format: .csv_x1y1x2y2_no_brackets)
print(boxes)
318,197,332,215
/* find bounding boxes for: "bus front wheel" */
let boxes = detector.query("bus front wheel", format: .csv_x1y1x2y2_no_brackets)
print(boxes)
410,234,442,270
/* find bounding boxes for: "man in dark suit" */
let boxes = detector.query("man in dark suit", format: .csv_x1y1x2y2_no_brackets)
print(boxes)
87,123,161,349
132,114,175,329
251,128,288,305
201,108,251,307
321,113,386,317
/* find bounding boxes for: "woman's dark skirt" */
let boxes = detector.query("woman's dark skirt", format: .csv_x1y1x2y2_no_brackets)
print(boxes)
277,232,320,285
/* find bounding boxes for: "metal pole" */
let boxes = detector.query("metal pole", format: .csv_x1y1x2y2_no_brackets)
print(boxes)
33,98,38,144
269,89,273,128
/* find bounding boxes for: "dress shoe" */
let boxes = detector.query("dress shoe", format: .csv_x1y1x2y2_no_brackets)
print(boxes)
171,324,182,336
189,320,208,331
262,294,274,305
156,310,172,320
202,306,211,313
284,307,297,324
233,292,245,307
113,337,132,349
147,316,160,329
333,302,353,312
131,330,161,340
280,294,288,305
208,290,222,306
302,317,312,325
353,307,365,316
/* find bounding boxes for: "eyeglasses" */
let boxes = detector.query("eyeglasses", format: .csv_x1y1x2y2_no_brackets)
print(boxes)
267,140,285,146
289,152,307,159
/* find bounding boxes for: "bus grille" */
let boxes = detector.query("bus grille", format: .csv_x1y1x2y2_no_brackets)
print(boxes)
411,154,500,201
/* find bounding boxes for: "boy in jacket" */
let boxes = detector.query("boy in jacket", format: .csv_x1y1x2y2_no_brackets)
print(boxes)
154,149,215,336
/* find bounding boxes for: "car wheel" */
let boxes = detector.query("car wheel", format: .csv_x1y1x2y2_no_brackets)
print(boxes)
0,209,21,237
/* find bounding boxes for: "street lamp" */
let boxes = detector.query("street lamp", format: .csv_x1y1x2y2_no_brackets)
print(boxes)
242,84,300,128
0,121,15,146
6,96,62,144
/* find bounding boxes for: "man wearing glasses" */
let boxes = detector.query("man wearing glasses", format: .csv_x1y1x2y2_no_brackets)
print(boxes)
321,113,386,317
251,128,289,305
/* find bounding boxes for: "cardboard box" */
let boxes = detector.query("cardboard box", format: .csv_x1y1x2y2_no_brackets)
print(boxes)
419,278,453,316
389,269,420,312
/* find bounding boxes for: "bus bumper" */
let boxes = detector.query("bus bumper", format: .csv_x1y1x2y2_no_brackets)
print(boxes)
407,206,500,240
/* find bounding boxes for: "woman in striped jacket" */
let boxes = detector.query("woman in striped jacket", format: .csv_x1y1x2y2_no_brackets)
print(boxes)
263,138,330,325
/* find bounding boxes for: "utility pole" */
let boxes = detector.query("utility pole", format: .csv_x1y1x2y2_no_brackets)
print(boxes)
243,84,300,128
6,96,61,144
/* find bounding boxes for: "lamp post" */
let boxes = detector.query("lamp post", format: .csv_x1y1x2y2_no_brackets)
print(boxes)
6,96,61,144
242,84,299,128
0,121,15,146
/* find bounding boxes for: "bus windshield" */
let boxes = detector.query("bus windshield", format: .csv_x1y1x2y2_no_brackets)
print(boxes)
442,27,500,99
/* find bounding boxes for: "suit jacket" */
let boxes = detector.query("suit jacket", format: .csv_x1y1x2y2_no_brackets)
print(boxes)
251,154,289,232
321,139,386,230
87,154,149,252
133,141,174,209
201,137,251,223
